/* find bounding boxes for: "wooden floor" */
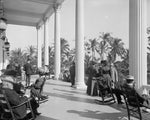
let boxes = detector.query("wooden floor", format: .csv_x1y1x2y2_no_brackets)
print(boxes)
29,75,150,120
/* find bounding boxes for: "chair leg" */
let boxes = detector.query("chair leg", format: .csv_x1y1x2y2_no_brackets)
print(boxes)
127,110,131,120
138,108,142,120
110,90,116,103
28,101,35,120
101,94,105,103
123,95,130,120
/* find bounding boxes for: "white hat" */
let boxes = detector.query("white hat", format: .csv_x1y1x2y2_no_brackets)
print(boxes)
2,76,14,83
126,75,134,83
0,78,2,83
126,75,134,80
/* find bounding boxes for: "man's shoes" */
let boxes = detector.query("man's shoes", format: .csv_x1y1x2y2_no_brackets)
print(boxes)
35,112,41,116
40,95,48,101
118,101,124,104
34,110,41,116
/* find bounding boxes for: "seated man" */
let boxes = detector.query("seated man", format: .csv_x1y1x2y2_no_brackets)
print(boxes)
123,75,150,107
1,76,41,119
30,77,48,101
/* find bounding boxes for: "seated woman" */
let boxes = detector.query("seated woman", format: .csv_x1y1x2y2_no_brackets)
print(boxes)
97,60,111,92
1,76,41,119
2,70,25,95
97,61,124,104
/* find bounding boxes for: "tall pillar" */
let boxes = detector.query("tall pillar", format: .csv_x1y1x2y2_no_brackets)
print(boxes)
37,26,42,68
129,0,147,88
43,18,49,67
54,4,61,80
75,0,86,89
2,46,4,69
0,40,3,75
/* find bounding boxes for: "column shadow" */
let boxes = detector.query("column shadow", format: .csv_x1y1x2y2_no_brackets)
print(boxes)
67,109,128,120
36,115,58,120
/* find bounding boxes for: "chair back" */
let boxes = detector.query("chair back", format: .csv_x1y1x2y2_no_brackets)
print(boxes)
0,89,16,120
122,86,142,120
96,78,115,104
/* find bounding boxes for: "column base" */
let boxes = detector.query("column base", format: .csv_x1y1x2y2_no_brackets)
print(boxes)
74,83,87,90
54,77,59,80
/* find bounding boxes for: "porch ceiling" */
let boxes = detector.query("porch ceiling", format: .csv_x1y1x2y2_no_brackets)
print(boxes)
3,0,65,27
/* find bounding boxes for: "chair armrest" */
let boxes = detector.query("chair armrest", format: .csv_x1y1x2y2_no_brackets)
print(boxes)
11,97,32,109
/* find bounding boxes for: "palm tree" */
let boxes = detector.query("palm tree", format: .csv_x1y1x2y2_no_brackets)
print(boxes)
109,38,126,63
26,45,37,58
115,49,129,81
147,27,150,52
48,46,54,74
61,38,70,55
10,48,26,66
60,38,70,71
84,54,91,72
96,33,111,61
89,38,98,62
25,45,37,67
68,48,75,63
84,41,92,68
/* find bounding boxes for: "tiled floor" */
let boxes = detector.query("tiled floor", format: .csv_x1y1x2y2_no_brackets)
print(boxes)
32,78,140,120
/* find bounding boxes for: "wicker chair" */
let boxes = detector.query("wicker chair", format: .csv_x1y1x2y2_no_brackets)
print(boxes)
0,89,35,120
121,87,142,120
96,78,115,104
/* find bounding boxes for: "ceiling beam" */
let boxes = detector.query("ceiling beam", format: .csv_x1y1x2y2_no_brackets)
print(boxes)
36,5,54,27
7,20,36,27
5,8,42,18
36,0,64,27
22,0,55,5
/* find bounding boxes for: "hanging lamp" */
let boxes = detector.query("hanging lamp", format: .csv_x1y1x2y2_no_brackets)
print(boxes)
0,0,7,31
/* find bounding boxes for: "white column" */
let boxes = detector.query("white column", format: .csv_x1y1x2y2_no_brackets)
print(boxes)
4,56,9,69
75,0,86,89
54,4,61,80
37,26,42,68
2,46,4,69
43,18,49,67
129,0,147,88
0,40,3,75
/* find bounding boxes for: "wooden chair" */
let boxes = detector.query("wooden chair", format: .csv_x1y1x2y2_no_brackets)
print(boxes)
121,87,142,120
96,78,116,104
30,77,48,104
0,89,35,120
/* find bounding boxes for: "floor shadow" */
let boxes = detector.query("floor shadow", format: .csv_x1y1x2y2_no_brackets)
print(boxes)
44,91,96,105
53,88,86,95
36,115,58,120
45,82,70,88
44,91,117,106
67,109,128,120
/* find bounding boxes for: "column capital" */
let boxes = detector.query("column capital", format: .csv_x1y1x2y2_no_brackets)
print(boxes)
43,17,48,23
36,25,40,30
53,3,61,12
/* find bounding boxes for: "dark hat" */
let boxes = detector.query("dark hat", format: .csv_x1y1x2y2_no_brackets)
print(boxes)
101,60,107,65
4,69,17,77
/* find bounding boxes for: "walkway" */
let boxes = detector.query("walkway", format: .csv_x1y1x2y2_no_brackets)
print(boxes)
33,78,137,120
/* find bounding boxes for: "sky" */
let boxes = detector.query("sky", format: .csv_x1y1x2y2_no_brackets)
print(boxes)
6,0,148,51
